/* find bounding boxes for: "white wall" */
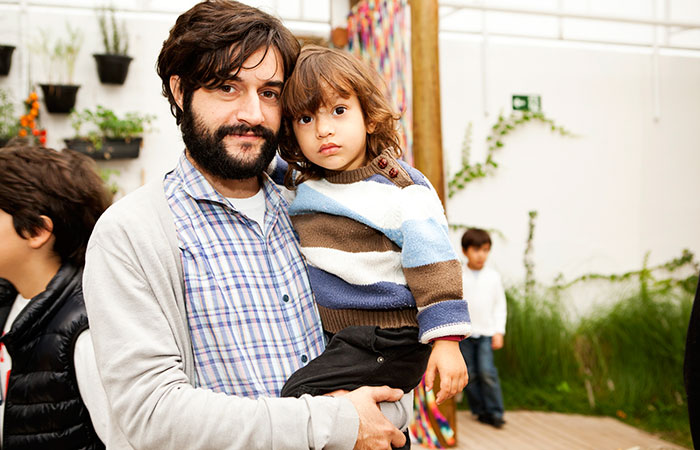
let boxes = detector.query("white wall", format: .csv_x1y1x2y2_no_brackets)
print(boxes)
441,34,700,289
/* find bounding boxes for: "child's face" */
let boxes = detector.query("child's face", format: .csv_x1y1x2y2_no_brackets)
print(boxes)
463,243,491,270
292,92,370,172
0,209,29,283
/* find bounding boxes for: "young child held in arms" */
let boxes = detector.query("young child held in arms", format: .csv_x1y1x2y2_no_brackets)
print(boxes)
458,228,507,428
278,45,471,441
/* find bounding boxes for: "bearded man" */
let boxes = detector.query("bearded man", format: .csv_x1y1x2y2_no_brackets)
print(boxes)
82,1,406,449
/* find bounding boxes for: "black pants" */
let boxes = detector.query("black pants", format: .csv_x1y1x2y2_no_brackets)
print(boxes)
281,326,431,397
281,326,429,450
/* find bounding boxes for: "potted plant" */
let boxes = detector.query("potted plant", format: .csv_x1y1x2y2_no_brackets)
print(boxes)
0,89,18,147
93,6,132,85
33,25,83,113
0,45,15,76
65,105,153,160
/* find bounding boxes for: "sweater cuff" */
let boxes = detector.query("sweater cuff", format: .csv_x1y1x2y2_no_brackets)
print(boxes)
430,335,464,342
417,299,471,344
323,397,359,450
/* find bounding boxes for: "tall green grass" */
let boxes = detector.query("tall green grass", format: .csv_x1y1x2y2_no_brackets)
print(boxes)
465,272,698,448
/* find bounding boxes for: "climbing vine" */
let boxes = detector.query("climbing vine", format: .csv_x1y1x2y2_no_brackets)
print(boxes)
523,210,538,295
552,248,699,293
447,111,574,198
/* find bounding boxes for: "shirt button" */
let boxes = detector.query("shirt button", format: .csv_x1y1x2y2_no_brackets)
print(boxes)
377,356,385,364
378,158,388,169
282,294,290,303
389,168,398,178
301,355,308,363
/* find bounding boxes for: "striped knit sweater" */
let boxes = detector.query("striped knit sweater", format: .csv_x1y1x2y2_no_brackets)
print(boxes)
289,149,471,344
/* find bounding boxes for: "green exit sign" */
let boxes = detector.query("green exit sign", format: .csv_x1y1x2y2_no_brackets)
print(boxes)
512,95,541,112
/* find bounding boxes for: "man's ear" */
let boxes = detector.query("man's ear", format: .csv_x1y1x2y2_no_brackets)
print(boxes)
26,216,54,250
170,75,184,110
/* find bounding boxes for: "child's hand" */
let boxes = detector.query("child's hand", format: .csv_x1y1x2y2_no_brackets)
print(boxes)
424,340,468,405
492,333,504,350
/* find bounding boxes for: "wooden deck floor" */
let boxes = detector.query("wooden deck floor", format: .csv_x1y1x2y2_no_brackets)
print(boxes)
414,410,686,450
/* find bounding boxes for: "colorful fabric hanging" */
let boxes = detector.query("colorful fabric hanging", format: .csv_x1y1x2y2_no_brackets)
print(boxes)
411,376,457,448
347,0,413,165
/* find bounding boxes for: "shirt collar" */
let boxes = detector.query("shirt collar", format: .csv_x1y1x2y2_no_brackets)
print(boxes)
173,151,284,211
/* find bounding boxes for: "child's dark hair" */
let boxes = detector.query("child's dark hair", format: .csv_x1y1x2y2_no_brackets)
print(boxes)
279,45,402,188
461,228,492,250
0,146,111,266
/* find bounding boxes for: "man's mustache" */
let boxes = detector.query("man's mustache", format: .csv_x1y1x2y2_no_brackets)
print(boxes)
215,124,275,141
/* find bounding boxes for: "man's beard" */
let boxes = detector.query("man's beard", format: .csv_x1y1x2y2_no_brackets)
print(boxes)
180,101,279,181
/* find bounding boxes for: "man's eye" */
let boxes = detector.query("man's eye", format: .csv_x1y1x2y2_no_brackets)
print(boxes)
220,85,235,94
333,106,346,116
297,116,313,125
261,90,279,99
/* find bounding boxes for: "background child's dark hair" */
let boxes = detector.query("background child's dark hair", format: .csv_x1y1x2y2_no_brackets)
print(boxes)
461,228,492,250
280,44,402,188
0,146,111,266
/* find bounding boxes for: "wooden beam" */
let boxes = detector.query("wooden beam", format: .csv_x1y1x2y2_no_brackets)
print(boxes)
409,0,445,205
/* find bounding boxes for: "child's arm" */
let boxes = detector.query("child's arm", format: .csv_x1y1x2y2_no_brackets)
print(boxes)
424,340,468,405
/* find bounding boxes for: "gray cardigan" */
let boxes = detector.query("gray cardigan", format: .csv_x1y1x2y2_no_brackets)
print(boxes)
83,180,358,449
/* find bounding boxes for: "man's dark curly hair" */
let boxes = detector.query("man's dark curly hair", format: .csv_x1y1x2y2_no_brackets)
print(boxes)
157,0,300,125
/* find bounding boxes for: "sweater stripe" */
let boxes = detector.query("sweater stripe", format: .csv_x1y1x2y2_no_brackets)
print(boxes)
292,213,400,253
307,266,414,310
403,259,463,308
304,247,405,286
317,305,418,334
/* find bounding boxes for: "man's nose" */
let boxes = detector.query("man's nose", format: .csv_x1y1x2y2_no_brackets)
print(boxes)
235,92,265,126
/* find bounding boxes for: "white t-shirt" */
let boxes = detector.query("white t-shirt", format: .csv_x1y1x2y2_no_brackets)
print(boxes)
227,188,267,233
462,266,507,337
0,294,31,441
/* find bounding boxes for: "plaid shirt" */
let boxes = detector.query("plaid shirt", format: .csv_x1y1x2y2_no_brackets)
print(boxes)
164,153,324,398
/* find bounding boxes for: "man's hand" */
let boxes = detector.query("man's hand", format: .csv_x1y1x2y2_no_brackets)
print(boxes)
344,386,406,450
424,340,468,405
492,333,504,350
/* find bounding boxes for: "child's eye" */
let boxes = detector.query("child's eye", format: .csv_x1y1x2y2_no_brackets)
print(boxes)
333,106,347,116
297,116,313,125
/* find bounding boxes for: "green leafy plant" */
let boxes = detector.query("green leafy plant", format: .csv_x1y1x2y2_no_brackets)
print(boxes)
97,6,128,55
0,88,18,141
70,105,154,149
447,111,575,197
32,24,83,84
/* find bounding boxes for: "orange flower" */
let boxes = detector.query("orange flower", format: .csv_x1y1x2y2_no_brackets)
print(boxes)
32,128,40,136
20,117,28,127
32,101,39,110
28,120,35,129
18,128,27,137
29,92,38,101
39,136,47,145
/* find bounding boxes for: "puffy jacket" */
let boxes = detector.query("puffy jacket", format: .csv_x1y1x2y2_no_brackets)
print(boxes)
0,264,104,450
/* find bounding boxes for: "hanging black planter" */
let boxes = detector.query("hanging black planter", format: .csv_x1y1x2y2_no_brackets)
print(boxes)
0,46,14,76
40,84,80,113
65,137,142,160
93,54,133,85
